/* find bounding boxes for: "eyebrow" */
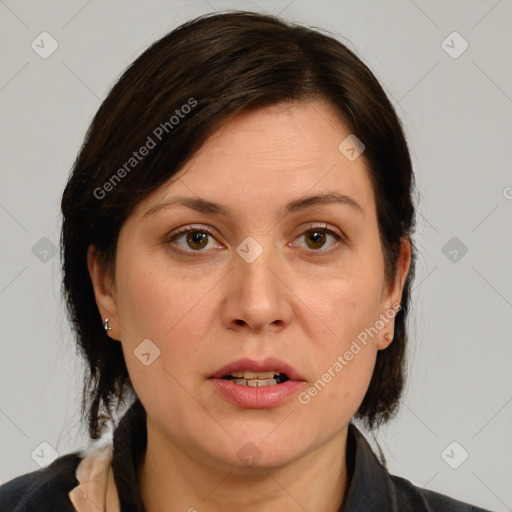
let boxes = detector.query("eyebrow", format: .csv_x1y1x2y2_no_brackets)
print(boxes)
142,192,363,219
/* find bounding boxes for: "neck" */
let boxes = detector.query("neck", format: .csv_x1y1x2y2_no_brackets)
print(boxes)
139,421,350,512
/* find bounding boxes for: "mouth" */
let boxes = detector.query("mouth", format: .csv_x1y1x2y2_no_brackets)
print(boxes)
210,357,305,386
209,358,305,408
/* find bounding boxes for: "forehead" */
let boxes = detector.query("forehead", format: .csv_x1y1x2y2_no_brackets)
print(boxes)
136,100,375,217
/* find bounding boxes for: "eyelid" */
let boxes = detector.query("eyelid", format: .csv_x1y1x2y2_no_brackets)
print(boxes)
293,222,346,243
166,223,217,240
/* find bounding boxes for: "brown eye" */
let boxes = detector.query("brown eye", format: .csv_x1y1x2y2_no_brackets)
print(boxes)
290,226,343,253
167,225,224,254
305,230,327,249
186,231,209,250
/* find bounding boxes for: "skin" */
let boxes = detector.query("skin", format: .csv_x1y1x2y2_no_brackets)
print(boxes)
88,100,411,512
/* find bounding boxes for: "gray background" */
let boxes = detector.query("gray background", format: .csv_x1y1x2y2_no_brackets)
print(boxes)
1,0,511,510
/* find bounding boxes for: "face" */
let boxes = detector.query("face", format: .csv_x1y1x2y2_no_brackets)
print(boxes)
89,100,409,472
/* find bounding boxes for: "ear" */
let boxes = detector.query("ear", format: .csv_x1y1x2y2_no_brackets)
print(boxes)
87,245,120,340
377,237,411,350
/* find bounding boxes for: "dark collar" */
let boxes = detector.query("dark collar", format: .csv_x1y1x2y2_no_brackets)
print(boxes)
342,424,396,510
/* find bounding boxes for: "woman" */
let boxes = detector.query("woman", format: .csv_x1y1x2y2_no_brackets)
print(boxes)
0,11,493,512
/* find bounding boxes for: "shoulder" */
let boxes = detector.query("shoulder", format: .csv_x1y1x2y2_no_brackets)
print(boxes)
390,473,493,511
0,453,81,512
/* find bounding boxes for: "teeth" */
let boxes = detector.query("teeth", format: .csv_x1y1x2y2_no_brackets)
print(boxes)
257,371,276,379
232,378,277,387
228,370,280,379
247,379,277,387
224,370,287,386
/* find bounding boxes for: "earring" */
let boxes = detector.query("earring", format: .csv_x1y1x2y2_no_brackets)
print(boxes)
384,332,393,342
103,318,112,332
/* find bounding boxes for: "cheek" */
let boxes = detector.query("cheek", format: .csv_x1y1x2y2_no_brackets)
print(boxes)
295,251,385,418
115,250,213,339
304,252,385,351
297,304,379,426
114,255,221,377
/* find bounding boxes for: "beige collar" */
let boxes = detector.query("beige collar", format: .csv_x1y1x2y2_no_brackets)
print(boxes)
68,431,121,511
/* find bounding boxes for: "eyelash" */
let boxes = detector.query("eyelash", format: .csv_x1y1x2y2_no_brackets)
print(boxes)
165,223,345,256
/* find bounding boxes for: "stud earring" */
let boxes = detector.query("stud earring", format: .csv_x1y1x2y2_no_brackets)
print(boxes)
103,318,112,332
384,332,393,342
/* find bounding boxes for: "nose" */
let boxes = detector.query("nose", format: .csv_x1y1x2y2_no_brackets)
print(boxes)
221,242,293,334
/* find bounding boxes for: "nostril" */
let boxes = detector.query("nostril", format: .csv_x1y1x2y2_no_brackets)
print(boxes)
234,319,246,326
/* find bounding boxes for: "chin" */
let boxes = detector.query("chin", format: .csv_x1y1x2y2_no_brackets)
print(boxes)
212,432,304,472
224,449,300,473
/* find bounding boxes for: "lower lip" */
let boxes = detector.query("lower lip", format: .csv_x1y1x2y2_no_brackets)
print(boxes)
209,378,305,408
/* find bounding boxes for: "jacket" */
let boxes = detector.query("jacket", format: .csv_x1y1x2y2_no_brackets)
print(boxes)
0,398,493,511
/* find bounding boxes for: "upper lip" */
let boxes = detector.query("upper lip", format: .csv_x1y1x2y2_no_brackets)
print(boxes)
210,357,305,381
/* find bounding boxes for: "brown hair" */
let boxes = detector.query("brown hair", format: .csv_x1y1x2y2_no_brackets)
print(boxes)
61,10,416,439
